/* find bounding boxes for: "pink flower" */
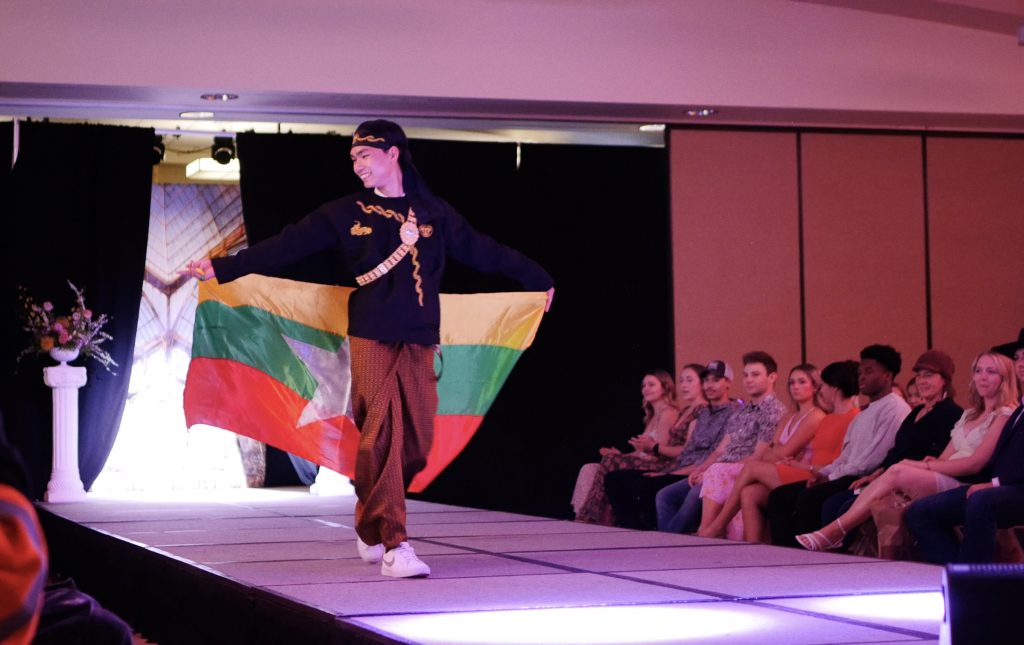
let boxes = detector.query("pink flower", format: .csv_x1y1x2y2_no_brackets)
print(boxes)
53,322,64,332
58,331,70,345
83,309,92,319
43,302,53,312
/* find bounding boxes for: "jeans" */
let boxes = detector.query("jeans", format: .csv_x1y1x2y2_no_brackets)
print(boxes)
655,479,702,533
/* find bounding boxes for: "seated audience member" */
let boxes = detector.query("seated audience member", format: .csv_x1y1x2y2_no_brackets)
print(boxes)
905,376,925,408
799,351,1016,551
0,412,133,645
892,382,907,401
656,351,787,534
766,345,912,547
604,361,737,529
572,370,680,524
0,433,46,645
907,330,1024,564
816,350,965,541
697,363,826,539
698,361,860,542
631,363,710,461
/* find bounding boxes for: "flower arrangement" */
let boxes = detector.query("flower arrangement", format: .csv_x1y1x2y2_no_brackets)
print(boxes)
18,281,118,372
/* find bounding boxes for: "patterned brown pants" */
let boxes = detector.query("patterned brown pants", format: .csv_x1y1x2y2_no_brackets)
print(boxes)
349,336,437,549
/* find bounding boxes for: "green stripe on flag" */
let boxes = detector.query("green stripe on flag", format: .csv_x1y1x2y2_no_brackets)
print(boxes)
436,344,524,416
193,300,345,400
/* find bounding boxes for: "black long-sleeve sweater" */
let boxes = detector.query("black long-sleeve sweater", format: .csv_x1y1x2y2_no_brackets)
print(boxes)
213,190,553,345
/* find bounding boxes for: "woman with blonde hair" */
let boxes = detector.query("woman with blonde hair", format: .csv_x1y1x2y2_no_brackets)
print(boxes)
572,369,684,524
697,361,861,542
797,351,1019,551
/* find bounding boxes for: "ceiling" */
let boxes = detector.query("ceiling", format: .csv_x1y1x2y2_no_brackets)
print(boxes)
2,0,1024,173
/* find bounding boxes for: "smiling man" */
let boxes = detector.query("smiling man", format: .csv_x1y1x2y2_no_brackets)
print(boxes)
182,120,554,578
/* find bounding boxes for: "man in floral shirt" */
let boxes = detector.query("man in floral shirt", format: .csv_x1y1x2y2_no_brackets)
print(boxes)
656,351,787,533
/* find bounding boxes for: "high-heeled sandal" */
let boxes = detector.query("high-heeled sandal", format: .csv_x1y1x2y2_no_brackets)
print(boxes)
796,519,848,552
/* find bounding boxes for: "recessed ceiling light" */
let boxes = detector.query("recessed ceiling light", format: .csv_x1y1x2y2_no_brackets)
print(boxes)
686,108,718,118
179,111,216,119
200,93,239,102
638,124,666,132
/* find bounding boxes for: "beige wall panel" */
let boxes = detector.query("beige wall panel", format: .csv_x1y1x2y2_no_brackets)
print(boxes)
802,134,927,374
670,129,802,388
927,137,1024,385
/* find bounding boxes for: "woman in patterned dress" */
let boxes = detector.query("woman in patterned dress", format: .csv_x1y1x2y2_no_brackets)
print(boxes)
572,368,698,525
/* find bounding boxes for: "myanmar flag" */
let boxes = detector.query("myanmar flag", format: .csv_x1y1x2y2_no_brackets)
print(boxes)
183,275,546,492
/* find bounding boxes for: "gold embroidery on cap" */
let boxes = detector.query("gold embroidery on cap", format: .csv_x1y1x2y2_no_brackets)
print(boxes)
350,220,372,236
353,134,386,144
418,224,433,238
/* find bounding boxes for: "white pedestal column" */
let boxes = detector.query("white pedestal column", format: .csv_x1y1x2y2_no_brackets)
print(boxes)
309,466,355,496
43,363,88,502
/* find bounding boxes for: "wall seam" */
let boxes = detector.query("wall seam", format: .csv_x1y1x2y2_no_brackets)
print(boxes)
922,136,933,349
796,131,807,363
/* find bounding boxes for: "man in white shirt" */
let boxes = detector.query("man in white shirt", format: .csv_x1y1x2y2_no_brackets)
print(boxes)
766,344,912,547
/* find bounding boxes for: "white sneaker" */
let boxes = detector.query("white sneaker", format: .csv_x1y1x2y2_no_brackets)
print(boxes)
357,537,384,564
381,541,431,578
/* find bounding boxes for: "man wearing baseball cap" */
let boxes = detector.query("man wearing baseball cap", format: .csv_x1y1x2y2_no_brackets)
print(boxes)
604,360,739,529
657,351,787,534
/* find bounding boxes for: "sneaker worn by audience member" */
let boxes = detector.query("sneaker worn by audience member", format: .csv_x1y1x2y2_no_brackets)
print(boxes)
357,537,385,564
381,541,431,578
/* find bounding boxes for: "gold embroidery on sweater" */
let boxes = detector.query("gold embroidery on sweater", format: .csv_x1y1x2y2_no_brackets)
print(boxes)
354,201,425,306
409,246,424,307
350,220,372,236
356,201,405,222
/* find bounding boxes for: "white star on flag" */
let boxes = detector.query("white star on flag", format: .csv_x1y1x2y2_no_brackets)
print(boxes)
282,335,353,426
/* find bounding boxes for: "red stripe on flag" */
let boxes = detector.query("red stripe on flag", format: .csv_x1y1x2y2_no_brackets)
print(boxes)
184,357,360,478
409,414,483,493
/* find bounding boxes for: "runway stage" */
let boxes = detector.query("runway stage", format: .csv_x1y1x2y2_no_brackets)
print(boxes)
38,488,943,644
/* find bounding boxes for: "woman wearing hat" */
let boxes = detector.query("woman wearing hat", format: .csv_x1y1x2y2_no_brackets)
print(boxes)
798,350,1018,551
183,120,554,577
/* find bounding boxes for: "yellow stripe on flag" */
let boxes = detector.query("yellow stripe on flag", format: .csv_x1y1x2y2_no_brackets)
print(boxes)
199,275,352,338
439,292,546,349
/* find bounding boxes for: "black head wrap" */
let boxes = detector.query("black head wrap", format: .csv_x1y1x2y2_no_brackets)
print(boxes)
351,120,442,219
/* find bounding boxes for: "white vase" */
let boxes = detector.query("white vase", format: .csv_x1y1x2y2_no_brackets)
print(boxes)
49,347,80,365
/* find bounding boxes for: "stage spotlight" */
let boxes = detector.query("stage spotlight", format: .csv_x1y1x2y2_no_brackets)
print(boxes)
152,135,165,165
212,136,236,165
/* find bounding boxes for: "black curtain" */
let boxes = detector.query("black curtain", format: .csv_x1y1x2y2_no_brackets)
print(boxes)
235,132,672,519
237,132,361,285
0,122,153,498
0,121,11,185
406,140,673,518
